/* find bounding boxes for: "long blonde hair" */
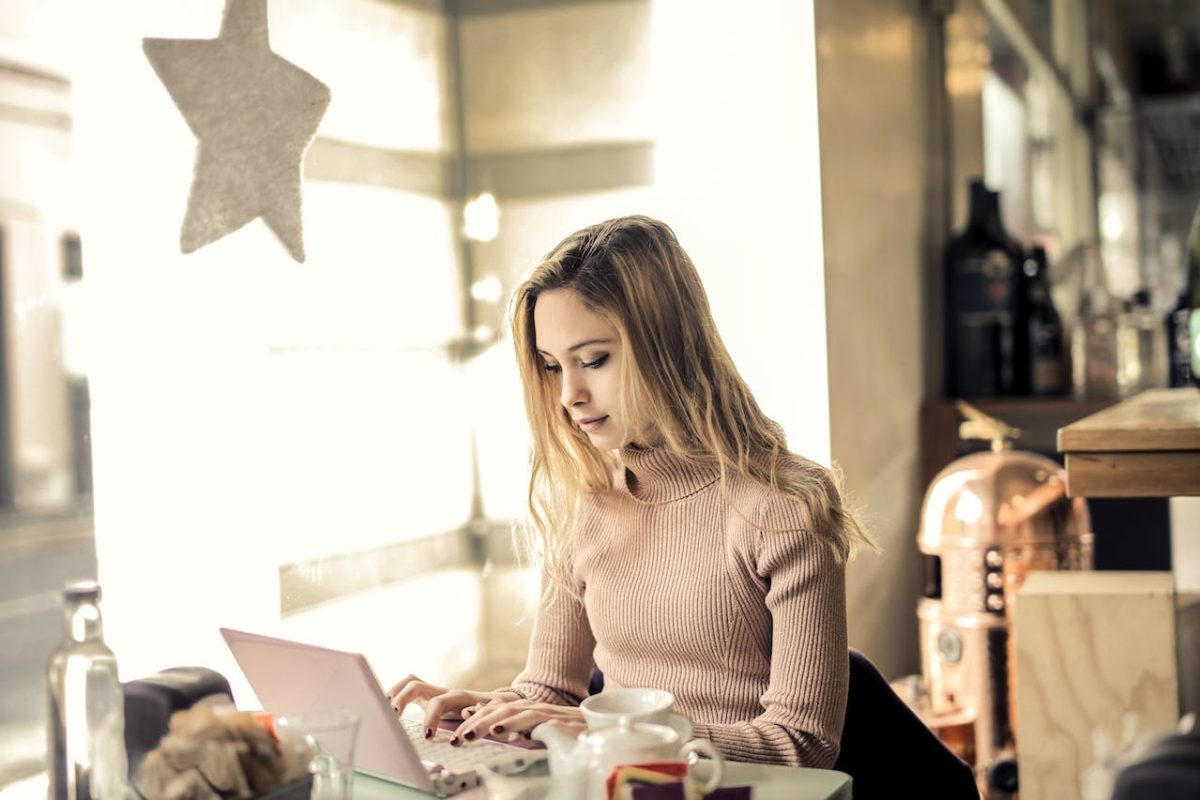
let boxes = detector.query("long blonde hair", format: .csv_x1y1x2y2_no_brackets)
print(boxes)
509,215,872,584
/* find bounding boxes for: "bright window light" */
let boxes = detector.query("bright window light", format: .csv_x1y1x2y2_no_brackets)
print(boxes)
463,192,500,242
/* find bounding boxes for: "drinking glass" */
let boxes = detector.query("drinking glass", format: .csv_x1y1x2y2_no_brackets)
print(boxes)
276,710,360,800
480,752,581,800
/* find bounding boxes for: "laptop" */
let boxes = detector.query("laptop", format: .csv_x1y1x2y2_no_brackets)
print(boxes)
219,628,525,796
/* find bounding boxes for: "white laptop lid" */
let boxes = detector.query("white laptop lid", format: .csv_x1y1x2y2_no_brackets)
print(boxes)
219,627,435,793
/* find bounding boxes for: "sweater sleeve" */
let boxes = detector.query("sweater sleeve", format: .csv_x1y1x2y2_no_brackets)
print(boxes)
496,550,597,706
693,493,849,768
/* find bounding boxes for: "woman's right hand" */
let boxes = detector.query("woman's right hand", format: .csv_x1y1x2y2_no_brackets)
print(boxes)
386,675,516,738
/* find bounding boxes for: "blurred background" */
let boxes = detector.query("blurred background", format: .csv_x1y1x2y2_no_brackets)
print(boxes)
0,0,1198,794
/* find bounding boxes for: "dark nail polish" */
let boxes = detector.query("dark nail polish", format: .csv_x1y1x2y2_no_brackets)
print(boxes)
493,724,506,734
424,728,432,739
450,736,460,746
464,730,476,741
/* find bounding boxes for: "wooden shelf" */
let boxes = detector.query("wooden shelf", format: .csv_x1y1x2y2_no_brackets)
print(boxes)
1057,387,1200,498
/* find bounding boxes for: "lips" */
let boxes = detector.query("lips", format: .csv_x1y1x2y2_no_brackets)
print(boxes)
577,415,608,432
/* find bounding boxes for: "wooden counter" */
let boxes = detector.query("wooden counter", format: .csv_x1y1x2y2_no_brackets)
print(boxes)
1057,387,1200,497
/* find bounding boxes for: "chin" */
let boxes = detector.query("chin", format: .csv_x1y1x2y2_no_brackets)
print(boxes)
586,430,624,451
587,436,620,451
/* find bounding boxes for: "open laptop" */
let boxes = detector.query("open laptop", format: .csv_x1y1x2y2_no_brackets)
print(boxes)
219,628,526,796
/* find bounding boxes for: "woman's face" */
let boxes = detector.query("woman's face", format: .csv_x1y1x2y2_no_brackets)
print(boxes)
533,288,634,450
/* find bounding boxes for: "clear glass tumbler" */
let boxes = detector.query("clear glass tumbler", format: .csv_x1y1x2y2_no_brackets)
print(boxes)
276,710,360,800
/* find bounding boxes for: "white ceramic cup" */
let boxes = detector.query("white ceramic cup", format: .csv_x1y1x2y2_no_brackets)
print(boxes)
580,688,694,742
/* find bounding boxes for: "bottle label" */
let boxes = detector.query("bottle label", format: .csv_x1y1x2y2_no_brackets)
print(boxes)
1032,356,1064,394
948,250,1019,395
954,253,1014,313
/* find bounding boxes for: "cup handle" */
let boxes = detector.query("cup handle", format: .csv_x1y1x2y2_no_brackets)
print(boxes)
679,739,724,794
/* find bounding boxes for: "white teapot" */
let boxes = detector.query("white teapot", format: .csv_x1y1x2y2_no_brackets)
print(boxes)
532,718,724,800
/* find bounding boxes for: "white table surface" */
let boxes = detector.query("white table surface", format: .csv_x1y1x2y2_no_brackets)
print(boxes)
355,760,852,800
0,760,852,800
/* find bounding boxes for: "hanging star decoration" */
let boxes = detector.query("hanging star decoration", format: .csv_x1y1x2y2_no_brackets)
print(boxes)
143,0,331,262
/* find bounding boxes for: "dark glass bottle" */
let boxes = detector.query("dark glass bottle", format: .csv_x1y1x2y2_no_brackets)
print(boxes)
1167,289,1192,387
1024,246,1065,395
945,179,1029,396
1181,206,1200,386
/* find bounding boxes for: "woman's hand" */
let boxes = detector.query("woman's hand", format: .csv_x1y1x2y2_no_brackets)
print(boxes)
386,675,515,739
452,698,585,746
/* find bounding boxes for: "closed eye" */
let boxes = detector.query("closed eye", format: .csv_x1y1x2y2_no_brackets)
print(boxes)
582,354,609,369
541,363,561,374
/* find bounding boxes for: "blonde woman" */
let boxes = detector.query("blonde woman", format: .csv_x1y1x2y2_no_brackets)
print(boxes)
389,215,871,767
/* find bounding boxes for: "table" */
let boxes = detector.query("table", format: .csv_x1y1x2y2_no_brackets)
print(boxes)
353,760,853,800
0,763,852,800
1056,387,1200,497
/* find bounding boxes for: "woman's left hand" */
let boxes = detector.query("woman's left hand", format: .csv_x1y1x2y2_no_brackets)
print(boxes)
452,698,585,745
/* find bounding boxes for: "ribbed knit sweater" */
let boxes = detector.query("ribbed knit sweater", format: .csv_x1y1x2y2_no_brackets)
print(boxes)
506,446,849,768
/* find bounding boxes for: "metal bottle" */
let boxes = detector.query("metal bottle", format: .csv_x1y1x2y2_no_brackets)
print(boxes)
46,581,130,800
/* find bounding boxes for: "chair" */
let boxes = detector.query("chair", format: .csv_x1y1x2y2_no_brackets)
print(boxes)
833,648,979,799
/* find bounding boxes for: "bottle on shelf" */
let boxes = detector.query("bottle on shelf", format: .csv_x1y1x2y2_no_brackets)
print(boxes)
1067,243,1119,399
1116,289,1169,397
47,581,130,800
1023,246,1066,395
1167,288,1192,387
944,178,1029,397
1183,203,1200,386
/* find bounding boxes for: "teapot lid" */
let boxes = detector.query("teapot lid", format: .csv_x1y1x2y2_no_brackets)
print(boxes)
917,401,1090,551
581,719,679,749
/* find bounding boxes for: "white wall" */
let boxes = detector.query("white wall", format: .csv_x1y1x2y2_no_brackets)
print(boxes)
816,0,929,678
650,0,832,465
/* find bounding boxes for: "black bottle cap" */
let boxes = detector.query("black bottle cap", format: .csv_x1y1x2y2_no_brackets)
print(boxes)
987,757,1019,792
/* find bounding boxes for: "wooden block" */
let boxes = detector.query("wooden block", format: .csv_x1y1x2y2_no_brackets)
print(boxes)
1057,387,1200,452
1063,451,1200,497
1014,572,1179,800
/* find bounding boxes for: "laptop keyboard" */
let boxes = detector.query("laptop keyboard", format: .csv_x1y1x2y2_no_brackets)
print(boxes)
399,716,518,772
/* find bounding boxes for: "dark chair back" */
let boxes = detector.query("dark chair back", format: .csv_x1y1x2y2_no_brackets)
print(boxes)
833,649,979,799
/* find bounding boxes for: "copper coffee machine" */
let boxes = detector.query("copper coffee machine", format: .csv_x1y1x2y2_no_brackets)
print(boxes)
915,403,1092,797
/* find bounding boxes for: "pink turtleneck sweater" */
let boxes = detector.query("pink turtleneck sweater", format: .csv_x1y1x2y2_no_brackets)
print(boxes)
506,447,849,768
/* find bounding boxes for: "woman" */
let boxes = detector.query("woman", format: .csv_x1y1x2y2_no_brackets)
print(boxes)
389,215,871,767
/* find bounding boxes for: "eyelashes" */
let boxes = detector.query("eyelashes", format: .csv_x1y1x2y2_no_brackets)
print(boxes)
541,354,609,373
583,354,609,369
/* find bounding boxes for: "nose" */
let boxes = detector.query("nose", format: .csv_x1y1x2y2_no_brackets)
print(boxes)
559,367,588,409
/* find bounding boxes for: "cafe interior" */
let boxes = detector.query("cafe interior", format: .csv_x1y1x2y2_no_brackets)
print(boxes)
1,1,1199,799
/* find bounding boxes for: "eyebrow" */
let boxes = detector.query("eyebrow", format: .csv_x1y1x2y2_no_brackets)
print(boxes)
536,338,615,358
